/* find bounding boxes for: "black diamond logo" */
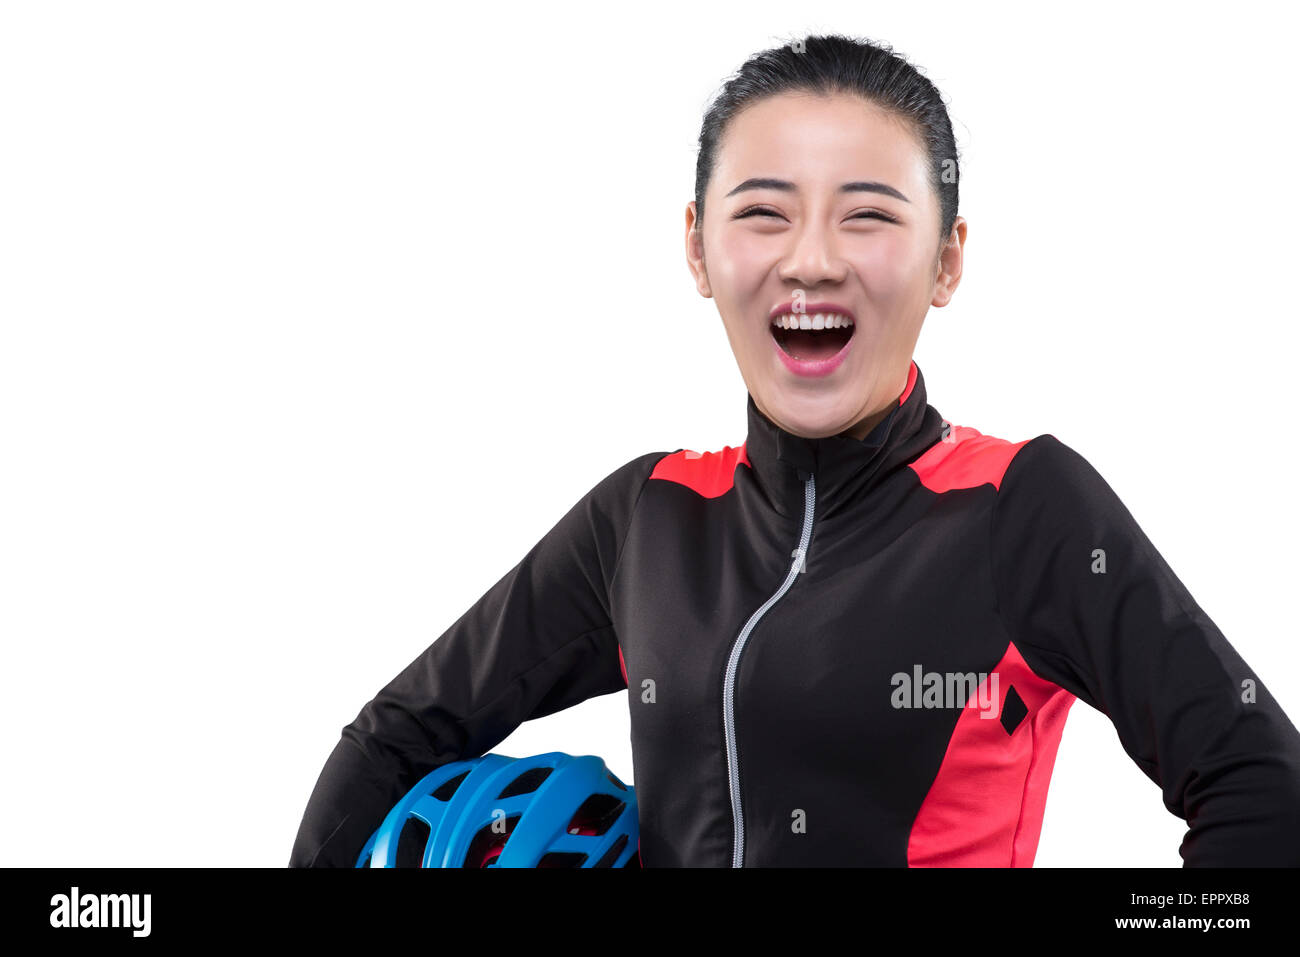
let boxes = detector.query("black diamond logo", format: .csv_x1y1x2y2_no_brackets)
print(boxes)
1000,685,1027,735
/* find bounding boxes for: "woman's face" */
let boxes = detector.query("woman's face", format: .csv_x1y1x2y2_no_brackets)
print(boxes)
686,91,966,440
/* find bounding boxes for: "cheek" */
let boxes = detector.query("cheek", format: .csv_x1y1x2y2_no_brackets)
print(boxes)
850,236,933,305
712,229,774,288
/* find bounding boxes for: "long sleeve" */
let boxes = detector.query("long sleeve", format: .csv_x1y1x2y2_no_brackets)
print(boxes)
289,450,666,867
989,434,1300,866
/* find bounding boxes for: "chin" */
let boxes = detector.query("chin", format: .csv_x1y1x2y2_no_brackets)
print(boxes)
760,387,856,439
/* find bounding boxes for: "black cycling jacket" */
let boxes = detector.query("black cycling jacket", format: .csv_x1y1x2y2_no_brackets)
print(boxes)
290,359,1300,867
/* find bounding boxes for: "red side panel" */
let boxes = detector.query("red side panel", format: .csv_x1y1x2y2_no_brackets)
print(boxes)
649,444,750,497
909,426,1030,492
907,641,1076,867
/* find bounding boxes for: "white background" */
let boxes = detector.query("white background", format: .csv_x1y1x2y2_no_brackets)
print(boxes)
2,1,1297,867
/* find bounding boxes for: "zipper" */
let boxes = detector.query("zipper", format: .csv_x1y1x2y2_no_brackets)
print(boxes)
723,472,817,867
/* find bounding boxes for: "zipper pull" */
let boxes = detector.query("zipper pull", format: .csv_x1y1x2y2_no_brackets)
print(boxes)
791,546,807,573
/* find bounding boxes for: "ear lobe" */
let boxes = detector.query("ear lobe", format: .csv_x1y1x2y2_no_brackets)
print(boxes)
694,257,712,298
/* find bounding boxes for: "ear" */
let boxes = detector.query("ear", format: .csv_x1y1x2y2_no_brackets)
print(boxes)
931,215,966,308
685,201,712,298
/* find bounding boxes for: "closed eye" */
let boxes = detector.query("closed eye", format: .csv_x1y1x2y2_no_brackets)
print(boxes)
852,210,898,223
732,207,899,224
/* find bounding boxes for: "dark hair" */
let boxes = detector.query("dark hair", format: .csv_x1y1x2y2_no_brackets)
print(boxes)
694,33,960,255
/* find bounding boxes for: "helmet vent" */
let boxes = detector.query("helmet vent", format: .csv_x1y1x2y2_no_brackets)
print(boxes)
604,771,628,791
593,833,629,868
564,793,627,836
431,769,471,802
537,851,588,867
497,766,553,799
463,814,520,868
396,818,431,868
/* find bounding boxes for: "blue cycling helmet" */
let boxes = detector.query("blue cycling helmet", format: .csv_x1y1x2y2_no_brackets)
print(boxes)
355,751,640,868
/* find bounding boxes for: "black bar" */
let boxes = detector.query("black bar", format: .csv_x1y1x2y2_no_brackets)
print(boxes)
3,866,1291,942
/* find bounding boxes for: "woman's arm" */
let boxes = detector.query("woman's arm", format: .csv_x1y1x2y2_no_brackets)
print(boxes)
288,449,668,867
989,435,1300,866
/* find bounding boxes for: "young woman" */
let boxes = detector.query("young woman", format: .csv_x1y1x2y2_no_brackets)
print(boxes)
290,34,1300,867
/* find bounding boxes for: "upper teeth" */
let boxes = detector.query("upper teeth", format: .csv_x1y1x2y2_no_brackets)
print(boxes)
772,313,854,330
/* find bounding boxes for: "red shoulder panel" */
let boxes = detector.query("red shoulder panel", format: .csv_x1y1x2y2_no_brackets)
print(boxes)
649,445,750,498
909,425,1030,493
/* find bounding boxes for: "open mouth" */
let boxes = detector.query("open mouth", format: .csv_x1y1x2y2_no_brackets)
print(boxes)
770,313,855,361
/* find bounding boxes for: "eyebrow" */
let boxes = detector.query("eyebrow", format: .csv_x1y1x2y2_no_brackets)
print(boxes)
723,177,911,203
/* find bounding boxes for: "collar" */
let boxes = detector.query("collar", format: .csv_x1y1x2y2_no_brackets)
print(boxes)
742,359,946,520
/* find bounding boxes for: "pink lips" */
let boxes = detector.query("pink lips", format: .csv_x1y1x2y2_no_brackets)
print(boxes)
768,301,856,378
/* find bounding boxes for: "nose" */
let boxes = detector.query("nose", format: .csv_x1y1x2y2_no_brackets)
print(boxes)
777,222,849,288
